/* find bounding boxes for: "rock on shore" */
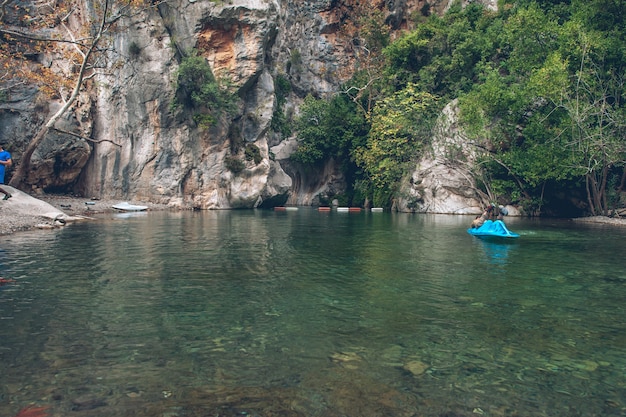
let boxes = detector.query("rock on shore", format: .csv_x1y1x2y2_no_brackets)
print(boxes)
0,187,73,235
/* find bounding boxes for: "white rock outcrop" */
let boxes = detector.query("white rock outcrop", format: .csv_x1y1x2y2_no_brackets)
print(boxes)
396,100,486,214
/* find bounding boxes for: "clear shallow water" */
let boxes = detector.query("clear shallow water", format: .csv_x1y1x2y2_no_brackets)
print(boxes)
0,210,625,417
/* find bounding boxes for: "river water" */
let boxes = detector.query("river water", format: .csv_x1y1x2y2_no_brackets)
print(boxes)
0,209,624,417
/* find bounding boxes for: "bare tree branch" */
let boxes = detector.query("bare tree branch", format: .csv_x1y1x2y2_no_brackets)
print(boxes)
52,127,122,147
0,28,91,47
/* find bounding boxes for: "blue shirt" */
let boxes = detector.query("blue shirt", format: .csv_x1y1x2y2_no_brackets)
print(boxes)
0,150,11,184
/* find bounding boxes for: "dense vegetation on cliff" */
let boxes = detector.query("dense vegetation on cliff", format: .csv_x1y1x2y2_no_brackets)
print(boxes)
294,0,626,216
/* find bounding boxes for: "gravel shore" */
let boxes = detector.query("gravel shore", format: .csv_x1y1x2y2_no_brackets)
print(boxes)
38,194,170,217
0,189,170,236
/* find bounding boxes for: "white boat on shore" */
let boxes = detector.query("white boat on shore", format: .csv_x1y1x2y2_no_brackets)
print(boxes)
112,202,148,212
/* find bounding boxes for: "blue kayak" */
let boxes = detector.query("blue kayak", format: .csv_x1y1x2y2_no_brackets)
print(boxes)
467,220,520,238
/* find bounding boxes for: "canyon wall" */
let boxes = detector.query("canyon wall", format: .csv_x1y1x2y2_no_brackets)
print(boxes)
1,0,497,211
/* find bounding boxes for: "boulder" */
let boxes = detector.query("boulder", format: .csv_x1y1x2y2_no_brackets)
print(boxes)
397,100,485,214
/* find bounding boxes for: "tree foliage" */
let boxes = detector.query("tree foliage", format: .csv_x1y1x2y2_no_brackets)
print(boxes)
290,0,626,215
456,1,626,215
291,94,367,166
355,84,439,191
384,2,498,98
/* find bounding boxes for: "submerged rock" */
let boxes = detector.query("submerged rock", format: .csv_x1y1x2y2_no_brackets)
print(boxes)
71,395,107,411
330,351,362,369
403,360,429,376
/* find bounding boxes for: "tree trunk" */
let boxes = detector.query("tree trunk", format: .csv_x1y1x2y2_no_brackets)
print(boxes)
618,166,626,193
7,0,107,190
600,165,608,215
8,126,49,189
585,175,596,216
586,171,607,216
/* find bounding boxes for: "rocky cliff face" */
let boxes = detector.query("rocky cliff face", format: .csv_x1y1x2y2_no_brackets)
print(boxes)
1,0,497,211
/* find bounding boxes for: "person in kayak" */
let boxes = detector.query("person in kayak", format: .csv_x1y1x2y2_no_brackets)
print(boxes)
471,204,494,228
472,203,511,228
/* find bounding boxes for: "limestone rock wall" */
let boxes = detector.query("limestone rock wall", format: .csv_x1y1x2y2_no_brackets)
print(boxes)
78,0,287,208
75,0,387,208
2,0,498,210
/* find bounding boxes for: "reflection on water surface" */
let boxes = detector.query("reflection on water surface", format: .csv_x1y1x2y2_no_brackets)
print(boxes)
1,210,625,417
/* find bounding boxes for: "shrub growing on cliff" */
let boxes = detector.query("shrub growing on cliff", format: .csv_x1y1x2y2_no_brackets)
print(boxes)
270,74,292,138
224,156,245,174
172,51,237,126
245,143,263,165
128,41,141,59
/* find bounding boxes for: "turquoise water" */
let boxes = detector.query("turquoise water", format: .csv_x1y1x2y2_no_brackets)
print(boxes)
0,210,625,417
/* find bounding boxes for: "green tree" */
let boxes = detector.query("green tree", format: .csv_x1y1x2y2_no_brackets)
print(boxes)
355,84,439,195
556,50,625,214
457,1,626,215
499,3,562,75
384,2,498,98
291,94,367,167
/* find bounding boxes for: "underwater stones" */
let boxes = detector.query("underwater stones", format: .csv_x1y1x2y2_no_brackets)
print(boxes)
71,395,107,411
330,351,361,369
380,344,404,367
330,351,360,362
550,353,604,373
403,360,429,376
574,360,600,372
